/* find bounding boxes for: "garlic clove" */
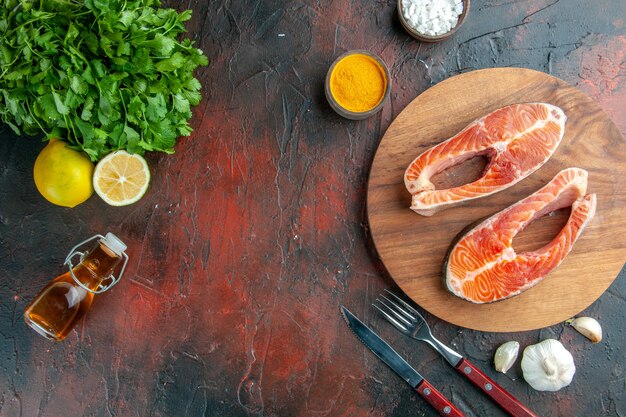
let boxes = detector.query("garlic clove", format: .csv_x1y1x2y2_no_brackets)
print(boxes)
521,339,575,392
494,341,519,373
566,317,602,343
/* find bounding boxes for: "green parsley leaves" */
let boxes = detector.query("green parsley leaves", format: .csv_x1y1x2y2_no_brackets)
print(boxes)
0,0,208,161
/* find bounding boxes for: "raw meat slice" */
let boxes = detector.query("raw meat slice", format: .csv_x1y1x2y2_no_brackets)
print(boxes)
405,103,566,216
443,168,596,304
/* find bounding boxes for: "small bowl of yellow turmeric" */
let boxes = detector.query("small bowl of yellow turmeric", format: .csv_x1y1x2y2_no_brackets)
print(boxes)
325,50,391,120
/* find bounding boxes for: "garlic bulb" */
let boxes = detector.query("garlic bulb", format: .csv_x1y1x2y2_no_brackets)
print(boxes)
567,317,602,343
494,341,519,373
521,339,575,391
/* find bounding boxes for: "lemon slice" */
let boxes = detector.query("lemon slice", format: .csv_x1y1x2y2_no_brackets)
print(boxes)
93,151,151,206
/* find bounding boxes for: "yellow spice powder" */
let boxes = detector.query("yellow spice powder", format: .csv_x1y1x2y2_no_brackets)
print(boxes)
330,54,386,113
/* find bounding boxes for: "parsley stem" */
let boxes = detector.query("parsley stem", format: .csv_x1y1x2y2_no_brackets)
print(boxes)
128,14,184,42
119,89,128,117
63,113,79,146
21,38,45,61
24,101,49,136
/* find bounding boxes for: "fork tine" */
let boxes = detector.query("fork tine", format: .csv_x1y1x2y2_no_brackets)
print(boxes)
379,295,415,322
384,289,424,320
372,303,409,332
376,297,413,325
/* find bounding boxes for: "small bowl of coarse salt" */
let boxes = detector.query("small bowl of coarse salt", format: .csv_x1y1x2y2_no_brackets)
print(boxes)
398,0,469,42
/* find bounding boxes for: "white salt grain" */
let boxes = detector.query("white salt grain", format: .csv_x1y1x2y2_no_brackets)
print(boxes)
402,0,464,37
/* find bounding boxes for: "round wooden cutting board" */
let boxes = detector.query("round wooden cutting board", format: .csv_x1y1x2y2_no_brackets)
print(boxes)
367,68,626,332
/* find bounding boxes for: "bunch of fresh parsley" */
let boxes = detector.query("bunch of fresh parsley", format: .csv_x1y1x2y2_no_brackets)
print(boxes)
0,0,208,160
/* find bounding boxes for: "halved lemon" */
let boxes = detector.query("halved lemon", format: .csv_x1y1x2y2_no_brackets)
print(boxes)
93,151,151,206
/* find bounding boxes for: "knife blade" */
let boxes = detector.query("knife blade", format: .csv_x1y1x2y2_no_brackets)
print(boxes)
340,305,465,417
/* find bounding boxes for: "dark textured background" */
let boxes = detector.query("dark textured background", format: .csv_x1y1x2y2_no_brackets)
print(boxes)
1,1,625,416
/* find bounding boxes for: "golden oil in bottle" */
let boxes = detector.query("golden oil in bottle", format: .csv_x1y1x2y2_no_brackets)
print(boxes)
24,233,127,341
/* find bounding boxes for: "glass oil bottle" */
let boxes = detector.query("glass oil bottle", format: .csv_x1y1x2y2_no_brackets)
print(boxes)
24,233,128,341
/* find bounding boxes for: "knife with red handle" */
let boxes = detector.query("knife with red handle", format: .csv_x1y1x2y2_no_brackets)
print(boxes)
416,379,465,417
341,306,465,417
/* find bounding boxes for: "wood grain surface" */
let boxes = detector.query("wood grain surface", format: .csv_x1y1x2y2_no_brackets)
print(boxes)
368,68,626,332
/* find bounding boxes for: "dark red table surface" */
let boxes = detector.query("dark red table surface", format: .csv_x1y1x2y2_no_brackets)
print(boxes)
1,1,625,416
